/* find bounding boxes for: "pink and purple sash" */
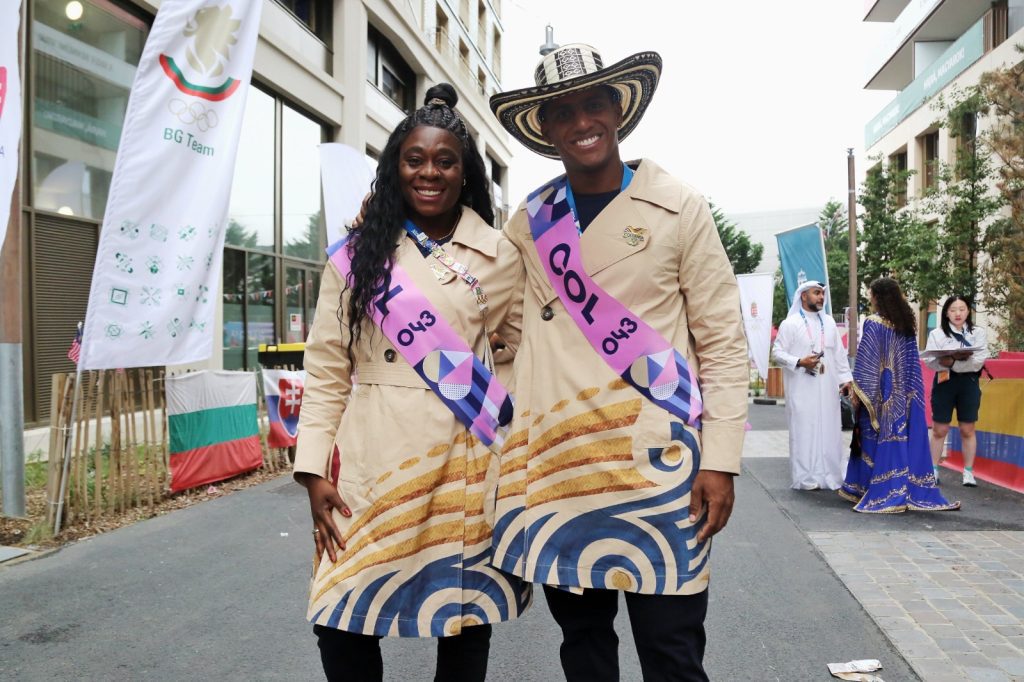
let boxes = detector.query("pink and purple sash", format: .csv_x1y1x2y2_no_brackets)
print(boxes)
526,177,703,427
327,236,513,451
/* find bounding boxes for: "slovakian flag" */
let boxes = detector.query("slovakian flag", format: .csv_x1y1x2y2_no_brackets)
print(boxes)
166,370,261,492
262,369,305,448
78,0,263,370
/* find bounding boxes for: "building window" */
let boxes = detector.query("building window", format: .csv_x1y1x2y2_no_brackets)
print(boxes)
492,32,501,77
488,154,505,227
920,131,939,191
224,87,327,370
477,1,487,46
889,150,908,208
228,87,276,252
956,111,978,178
367,26,416,114
435,8,449,53
282,104,324,261
30,0,148,219
273,0,331,42
459,38,471,80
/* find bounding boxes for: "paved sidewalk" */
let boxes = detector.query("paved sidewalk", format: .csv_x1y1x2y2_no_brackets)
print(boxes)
742,409,1024,682
813,531,1024,682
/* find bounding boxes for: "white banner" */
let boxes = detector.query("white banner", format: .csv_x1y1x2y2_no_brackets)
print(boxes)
736,272,775,381
0,2,22,257
80,1,263,370
319,143,374,245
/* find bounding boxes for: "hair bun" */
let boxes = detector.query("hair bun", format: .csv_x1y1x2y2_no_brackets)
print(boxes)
424,83,458,108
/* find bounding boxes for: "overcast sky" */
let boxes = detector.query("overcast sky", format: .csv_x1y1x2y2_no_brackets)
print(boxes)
497,0,896,215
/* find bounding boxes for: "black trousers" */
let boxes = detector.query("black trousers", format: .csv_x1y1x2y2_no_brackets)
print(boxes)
314,623,491,682
543,585,709,682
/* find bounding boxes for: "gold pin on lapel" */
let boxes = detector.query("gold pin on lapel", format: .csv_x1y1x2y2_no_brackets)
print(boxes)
622,225,647,247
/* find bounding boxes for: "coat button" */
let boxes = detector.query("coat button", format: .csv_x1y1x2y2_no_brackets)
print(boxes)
384,349,397,362
541,305,554,321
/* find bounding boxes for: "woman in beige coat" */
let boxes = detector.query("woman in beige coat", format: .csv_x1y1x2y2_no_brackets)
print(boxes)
293,84,529,682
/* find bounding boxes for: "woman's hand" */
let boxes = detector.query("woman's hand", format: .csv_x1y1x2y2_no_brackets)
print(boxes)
296,472,351,563
941,355,957,368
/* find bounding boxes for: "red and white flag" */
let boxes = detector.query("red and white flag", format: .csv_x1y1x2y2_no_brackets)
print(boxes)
262,369,305,448
66,324,83,365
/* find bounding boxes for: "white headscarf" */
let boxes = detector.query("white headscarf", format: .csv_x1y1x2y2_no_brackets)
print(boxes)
788,280,827,318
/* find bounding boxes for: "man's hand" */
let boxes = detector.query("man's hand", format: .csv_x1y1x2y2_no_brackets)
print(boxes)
797,355,818,369
840,382,852,396
689,470,735,543
296,472,351,563
350,193,372,229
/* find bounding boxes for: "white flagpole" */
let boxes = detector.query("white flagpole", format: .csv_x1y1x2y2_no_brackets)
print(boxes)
53,322,83,535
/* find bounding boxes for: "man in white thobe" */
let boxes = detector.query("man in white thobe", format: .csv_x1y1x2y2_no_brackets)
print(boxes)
772,281,853,490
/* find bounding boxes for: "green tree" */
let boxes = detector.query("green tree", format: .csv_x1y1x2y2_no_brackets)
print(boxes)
771,267,788,328
858,160,941,305
927,89,1006,304
979,45,1024,349
225,219,258,249
284,210,324,261
819,199,851,316
708,201,764,274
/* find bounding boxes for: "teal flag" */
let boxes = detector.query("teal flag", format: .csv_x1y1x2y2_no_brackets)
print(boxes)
776,223,830,313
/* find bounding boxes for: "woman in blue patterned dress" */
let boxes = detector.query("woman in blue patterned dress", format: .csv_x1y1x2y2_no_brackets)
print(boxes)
840,278,960,513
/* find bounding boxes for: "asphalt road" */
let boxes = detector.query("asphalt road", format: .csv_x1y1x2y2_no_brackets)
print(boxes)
1,404,916,681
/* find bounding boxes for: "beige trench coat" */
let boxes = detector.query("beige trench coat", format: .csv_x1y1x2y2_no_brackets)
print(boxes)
492,159,748,596
293,208,531,637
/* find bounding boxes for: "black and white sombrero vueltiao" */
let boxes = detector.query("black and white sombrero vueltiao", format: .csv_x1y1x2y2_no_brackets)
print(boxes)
489,43,662,159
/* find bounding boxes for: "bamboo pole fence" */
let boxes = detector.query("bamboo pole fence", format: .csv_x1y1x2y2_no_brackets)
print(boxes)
46,368,288,534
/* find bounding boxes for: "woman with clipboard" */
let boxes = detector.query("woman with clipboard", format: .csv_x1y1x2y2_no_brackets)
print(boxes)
922,295,989,486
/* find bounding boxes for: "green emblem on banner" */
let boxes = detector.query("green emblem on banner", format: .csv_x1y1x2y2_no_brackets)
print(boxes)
140,286,161,306
115,252,134,273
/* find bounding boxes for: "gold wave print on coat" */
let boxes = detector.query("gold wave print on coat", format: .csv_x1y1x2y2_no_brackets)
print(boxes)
498,400,642,501
314,437,499,601
313,519,467,602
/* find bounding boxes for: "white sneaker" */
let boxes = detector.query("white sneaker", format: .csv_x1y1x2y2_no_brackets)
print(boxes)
962,470,977,487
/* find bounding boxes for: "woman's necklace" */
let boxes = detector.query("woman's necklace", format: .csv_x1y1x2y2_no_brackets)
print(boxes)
431,207,462,242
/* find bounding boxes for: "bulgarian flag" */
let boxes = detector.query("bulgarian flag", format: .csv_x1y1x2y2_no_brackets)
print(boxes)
166,370,261,492
262,369,305,448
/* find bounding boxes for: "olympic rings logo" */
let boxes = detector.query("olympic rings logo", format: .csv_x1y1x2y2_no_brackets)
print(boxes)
168,98,219,131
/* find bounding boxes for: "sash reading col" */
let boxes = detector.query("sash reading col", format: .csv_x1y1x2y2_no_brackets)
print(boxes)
326,233,513,452
525,171,703,427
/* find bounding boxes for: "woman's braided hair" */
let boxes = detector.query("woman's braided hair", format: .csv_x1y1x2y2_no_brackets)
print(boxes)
340,83,494,357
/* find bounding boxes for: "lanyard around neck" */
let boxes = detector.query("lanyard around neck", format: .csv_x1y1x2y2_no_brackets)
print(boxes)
403,220,489,318
564,163,635,237
799,308,825,352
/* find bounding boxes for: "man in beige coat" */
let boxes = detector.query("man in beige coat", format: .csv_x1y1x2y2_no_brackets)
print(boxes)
489,44,748,681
